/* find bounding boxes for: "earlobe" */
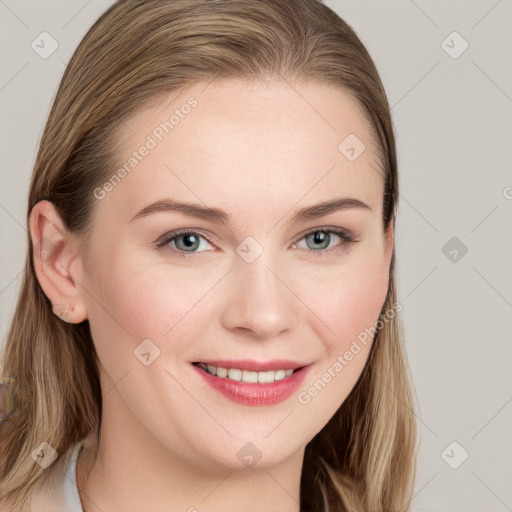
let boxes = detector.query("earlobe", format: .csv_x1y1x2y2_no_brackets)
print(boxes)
29,200,88,324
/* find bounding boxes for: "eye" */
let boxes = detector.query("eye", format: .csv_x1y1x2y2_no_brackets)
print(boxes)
156,226,357,259
292,227,356,257
156,229,214,257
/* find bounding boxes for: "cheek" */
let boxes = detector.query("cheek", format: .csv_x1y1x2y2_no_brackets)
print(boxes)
83,254,225,368
292,252,389,424
288,251,391,438
298,250,389,352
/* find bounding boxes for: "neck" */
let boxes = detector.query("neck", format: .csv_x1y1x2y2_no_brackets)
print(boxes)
76,383,304,512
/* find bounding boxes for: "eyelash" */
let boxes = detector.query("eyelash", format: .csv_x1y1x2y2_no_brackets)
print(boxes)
155,227,357,259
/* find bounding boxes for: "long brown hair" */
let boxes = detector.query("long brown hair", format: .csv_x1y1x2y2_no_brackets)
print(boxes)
0,1,417,510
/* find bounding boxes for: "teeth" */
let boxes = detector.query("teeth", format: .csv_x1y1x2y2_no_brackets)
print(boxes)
243,370,258,383
198,364,296,383
216,367,228,378
227,368,242,381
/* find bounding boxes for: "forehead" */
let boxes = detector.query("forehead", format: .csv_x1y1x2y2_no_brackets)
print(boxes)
98,79,384,225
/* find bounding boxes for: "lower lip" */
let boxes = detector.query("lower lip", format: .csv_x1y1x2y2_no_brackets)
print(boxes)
192,364,311,406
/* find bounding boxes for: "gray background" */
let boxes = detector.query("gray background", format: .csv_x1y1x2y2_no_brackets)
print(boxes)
1,1,511,510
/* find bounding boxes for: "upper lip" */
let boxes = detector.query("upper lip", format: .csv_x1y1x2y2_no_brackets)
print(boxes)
192,359,308,372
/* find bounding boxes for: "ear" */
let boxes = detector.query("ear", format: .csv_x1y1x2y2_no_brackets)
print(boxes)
29,200,88,324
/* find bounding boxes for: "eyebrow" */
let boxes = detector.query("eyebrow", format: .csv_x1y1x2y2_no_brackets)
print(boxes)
130,197,372,225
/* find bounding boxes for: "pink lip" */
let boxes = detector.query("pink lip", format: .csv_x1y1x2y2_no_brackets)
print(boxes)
192,363,311,406
192,359,307,372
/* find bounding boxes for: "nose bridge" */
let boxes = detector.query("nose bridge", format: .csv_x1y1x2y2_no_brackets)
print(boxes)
220,242,296,338
240,248,279,300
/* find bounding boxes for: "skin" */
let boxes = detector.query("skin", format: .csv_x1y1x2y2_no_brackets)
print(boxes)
30,79,393,512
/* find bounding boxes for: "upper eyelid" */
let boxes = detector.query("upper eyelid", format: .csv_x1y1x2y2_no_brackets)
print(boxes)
156,228,215,246
293,226,353,242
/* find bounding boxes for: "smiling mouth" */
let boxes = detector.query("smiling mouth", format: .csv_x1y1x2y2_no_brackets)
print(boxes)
192,362,303,384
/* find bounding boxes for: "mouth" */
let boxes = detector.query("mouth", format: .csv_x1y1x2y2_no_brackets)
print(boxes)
191,359,312,406
192,361,306,384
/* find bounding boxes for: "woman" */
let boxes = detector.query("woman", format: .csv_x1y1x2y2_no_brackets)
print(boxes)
0,0,418,510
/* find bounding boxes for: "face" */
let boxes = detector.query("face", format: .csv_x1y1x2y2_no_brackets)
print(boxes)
73,79,393,471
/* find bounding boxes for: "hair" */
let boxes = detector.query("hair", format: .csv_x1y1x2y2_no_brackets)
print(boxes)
0,0,418,510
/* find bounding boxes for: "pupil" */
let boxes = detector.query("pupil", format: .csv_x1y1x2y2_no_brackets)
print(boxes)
184,235,196,246
310,231,329,250
180,234,198,249
314,232,326,243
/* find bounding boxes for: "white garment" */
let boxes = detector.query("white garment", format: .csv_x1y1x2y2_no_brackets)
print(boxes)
61,442,85,511
29,441,84,512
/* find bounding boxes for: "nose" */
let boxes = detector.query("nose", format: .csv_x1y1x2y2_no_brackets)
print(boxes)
219,250,298,340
